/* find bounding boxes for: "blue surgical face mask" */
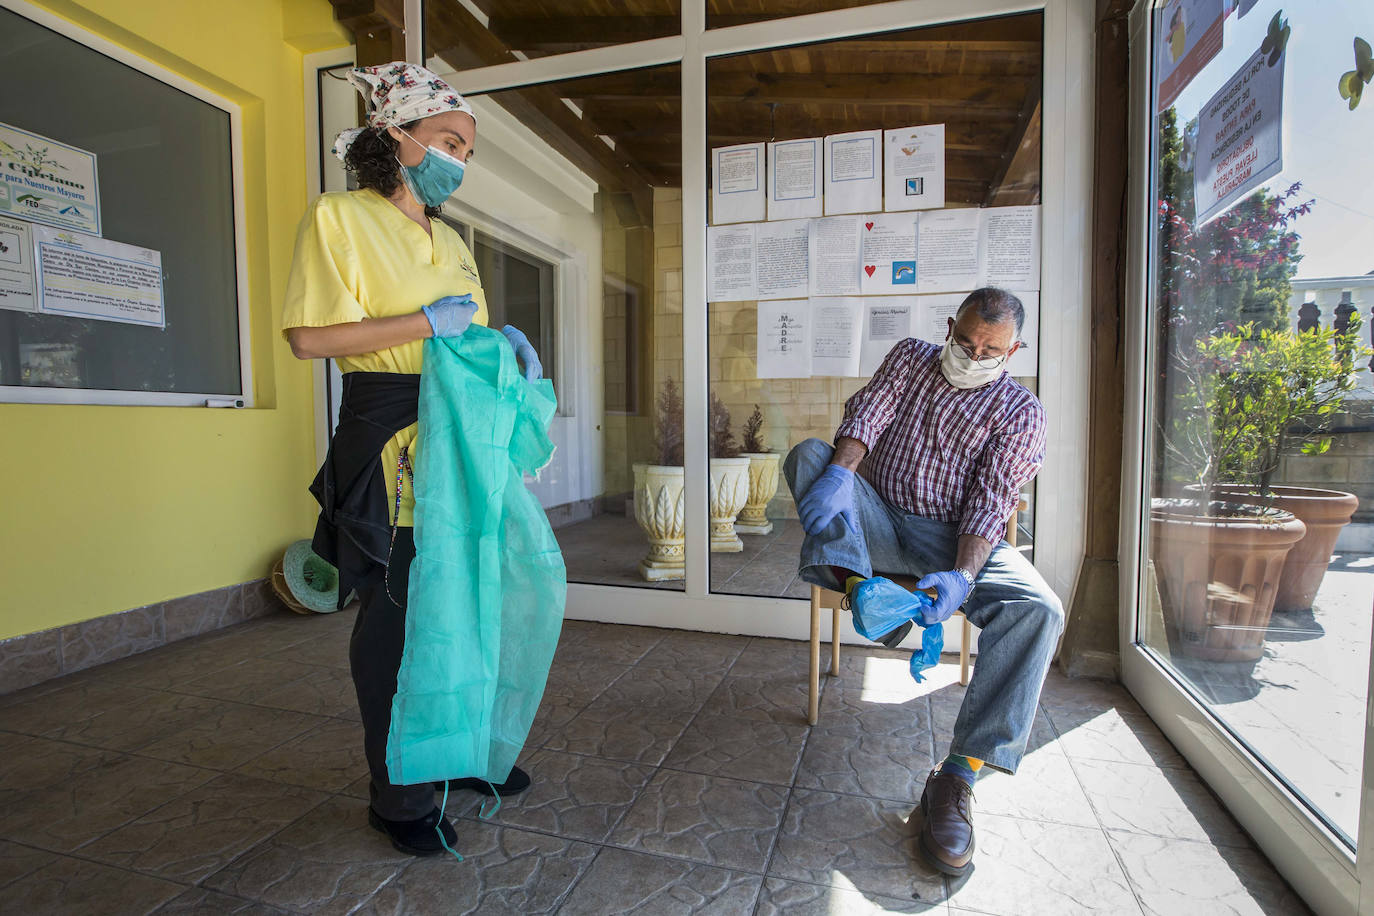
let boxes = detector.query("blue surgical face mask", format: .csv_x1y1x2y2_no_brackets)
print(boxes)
394,125,466,207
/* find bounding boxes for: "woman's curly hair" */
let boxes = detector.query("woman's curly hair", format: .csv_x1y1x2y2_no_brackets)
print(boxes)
343,122,441,218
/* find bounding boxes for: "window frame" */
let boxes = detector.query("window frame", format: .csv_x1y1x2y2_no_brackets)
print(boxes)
0,0,252,408
1118,3,1368,913
412,0,1092,642
441,199,579,418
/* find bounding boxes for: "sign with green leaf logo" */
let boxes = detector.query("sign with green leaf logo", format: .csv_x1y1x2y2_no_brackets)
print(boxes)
0,122,100,236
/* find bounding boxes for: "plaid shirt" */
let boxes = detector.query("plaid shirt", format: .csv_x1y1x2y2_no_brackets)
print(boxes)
834,338,1046,544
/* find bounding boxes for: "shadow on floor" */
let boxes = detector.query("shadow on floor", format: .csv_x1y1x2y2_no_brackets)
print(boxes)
0,609,1308,913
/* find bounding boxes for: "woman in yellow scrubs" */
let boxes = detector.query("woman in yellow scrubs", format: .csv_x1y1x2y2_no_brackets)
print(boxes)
281,63,539,857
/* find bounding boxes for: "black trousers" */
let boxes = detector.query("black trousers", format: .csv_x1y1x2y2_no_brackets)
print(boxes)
349,527,435,820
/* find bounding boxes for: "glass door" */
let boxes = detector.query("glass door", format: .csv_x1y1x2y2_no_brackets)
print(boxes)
1125,2,1374,910
405,0,1092,645
704,13,1045,602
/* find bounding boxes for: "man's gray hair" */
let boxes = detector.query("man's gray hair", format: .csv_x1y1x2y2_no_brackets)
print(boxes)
955,287,1025,336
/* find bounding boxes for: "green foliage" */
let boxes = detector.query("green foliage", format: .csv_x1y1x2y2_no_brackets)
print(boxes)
1165,323,1373,501
709,391,739,458
652,377,684,467
1157,112,1310,335
742,404,766,453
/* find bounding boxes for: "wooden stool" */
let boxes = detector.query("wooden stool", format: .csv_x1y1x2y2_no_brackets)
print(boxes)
805,498,1025,725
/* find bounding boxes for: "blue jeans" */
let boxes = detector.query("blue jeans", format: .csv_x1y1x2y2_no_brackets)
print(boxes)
784,438,1064,774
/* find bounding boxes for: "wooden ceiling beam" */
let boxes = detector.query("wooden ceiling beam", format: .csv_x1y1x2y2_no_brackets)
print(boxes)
486,10,1041,49
562,70,1030,108
489,15,682,50
426,3,664,217
808,39,1041,54
327,0,662,218
625,136,1008,160
586,106,1023,140
328,0,406,65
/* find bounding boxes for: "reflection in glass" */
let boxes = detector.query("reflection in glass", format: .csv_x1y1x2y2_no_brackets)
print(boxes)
706,14,1044,598
1142,0,1374,845
424,1,680,69
474,66,684,591
707,0,919,31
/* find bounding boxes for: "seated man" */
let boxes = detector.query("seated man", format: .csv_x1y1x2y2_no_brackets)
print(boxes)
784,287,1062,878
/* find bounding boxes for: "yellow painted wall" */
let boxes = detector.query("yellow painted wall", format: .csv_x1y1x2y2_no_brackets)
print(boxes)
0,0,349,641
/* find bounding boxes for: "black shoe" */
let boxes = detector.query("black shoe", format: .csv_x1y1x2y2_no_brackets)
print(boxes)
916,769,976,877
435,765,532,797
877,620,914,649
367,806,458,857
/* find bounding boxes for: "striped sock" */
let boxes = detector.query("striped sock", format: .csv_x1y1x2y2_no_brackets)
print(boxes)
938,754,984,787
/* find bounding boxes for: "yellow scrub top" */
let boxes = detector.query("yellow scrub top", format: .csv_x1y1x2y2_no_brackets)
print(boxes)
281,188,489,525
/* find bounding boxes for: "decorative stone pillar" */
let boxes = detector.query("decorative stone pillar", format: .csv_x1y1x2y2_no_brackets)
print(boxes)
1335,290,1355,336
1297,297,1319,333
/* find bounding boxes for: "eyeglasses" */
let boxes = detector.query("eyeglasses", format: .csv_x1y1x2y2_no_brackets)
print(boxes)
951,340,1018,369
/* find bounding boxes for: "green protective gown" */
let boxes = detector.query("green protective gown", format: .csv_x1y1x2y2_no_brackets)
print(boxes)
385,325,566,786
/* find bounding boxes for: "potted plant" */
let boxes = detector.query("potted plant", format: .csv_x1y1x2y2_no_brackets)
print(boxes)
736,405,781,535
1150,126,1337,657
1192,318,1369,612
633,378,685,581
1153,325,1308,661
708,392,751,552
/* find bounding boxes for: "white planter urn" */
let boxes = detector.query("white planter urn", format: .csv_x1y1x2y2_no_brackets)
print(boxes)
709,457,752,552
633,463,686,581
736,452,781,535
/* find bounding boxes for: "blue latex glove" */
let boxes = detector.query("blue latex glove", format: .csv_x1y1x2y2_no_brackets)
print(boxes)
915,570,973,625
798,464,857,535
421,294,477,338
909,624,944,683
501,324,543,382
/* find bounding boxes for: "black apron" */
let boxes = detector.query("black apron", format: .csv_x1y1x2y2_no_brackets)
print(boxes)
309,371,420,608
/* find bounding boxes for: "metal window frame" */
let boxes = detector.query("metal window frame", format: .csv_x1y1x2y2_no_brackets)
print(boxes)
1117,3,1366,913
407,0,1093,648
0,0,253,408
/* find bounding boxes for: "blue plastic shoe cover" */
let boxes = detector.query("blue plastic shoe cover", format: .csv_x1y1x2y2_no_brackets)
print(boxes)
850,576,934,643
909,623,944,683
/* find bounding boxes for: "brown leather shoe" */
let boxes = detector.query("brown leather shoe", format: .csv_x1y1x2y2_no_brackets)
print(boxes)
917,769,975,876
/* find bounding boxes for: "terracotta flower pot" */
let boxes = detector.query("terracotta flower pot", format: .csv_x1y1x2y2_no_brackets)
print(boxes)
736,452,781,535
1150,499,1306,662
1201,485,1358,612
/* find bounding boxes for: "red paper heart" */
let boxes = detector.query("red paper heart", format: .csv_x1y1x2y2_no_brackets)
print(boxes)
864,222,875,231
864,265,877,277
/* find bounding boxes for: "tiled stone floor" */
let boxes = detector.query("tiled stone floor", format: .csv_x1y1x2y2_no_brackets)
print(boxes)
0,609,1308,914
1156,552,1373,844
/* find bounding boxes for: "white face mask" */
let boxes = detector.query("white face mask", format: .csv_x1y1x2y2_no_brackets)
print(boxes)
939,340,1007,389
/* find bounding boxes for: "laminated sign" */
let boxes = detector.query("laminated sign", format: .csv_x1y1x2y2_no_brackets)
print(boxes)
1155,0,1226,111
1193,44,1285,226
0,123,100,236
